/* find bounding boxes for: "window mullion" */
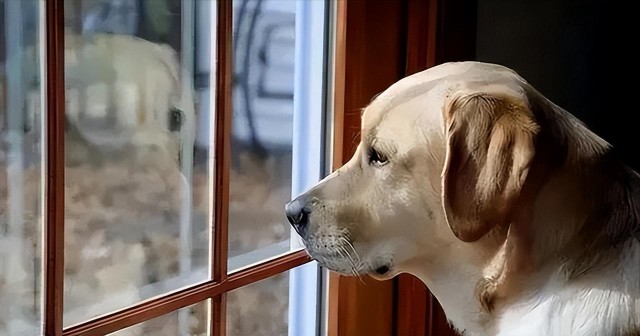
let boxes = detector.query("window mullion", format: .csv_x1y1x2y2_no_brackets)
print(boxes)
44,0,66,335
211,0,233,334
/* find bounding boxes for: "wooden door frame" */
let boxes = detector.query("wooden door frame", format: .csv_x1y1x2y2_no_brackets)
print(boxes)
328,0,477,335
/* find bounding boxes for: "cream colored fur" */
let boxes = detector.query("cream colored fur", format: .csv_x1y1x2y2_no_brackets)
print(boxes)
292,62,640,336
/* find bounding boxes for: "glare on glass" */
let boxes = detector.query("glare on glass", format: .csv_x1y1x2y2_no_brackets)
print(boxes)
0,1,44,335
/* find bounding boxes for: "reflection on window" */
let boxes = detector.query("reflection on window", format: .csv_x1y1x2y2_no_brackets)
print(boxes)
0,1,43,334
62,0,213,326
0,0,326,333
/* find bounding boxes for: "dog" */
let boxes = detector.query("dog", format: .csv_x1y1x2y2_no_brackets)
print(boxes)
286,62,640,336
20,32,195,158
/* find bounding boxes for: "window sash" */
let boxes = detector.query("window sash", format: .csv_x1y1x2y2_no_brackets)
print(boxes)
39,0,331,334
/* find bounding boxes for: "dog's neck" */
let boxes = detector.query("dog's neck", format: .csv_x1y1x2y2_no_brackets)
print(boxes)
409,247,494,335
411,154,640,335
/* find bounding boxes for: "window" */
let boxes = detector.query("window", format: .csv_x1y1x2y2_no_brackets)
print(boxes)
0,0,332,334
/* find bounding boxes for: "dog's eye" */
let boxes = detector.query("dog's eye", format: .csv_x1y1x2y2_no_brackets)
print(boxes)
368,147,388,166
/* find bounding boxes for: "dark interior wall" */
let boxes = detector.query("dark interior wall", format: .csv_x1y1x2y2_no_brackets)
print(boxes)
475,0,636,169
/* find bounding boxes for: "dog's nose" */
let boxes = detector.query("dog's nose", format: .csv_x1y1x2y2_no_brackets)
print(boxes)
285,197,310,236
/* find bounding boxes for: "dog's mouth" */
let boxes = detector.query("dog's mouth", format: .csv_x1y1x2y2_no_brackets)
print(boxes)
368,261,396,280
312,257,394,278
299,235,396,278
374,265,391,276
305,248,395,278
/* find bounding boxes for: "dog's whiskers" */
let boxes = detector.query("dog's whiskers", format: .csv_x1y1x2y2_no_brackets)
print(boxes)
338,245,363,279
340,237,364,275
309,231,366,281
335,236,367,282
340,236,361,263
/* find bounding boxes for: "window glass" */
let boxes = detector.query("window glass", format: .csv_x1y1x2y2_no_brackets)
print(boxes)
109,300,209,336
62,0,214,325
228,0,327,268
227,271,289,336
228,1,327,335
228,0,298,269
0,1,43,334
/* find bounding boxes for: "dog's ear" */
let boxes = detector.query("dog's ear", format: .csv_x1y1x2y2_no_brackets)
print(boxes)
441,92,539,242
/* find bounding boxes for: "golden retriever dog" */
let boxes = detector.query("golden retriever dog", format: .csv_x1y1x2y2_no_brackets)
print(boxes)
286,62,640,335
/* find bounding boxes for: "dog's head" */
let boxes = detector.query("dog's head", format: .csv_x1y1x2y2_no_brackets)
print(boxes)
286,62,543,279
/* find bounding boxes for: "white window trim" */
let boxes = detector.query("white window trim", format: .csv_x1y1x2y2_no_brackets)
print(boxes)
289,1,329,336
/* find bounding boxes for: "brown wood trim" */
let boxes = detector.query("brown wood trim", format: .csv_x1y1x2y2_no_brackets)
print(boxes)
327,272,341,336
328,1,406,335
212,0,232,283
395,274,429,336
330,0,346,172
44,0,66,335
223,251,310,292
328,2,347,334
429,295,455,336
404,0,439,74
211,0,233,334
62,251,311,336
211,294,227,336
425,0,439,69
404,0,428,75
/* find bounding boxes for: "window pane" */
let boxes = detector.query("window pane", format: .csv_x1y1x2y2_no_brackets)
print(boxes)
109,300,209,336
62,0,214,325
0,1,43,335
228,0,327,271
228,0,296,270
227,271,290,336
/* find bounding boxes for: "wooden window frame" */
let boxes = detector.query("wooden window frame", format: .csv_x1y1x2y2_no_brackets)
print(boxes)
42,1,313,335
